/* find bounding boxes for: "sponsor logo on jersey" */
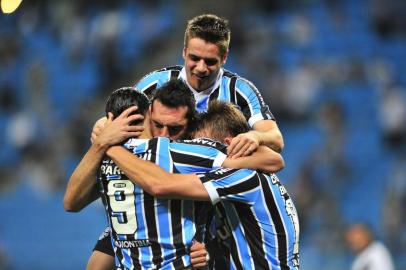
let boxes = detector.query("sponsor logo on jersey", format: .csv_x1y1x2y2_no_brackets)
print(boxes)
114,239,151,248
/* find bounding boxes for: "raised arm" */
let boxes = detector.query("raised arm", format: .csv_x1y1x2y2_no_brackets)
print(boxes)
106,146,209,200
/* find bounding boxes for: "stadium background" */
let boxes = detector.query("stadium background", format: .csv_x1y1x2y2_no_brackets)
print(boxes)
0,0,405,269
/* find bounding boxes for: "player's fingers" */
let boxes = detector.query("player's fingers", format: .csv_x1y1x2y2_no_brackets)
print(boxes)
228,139,246,157
118,106,138,118
126,114,144,124
231,142,251,159
227,137,241,155
243,144,258,157
190,254,208,267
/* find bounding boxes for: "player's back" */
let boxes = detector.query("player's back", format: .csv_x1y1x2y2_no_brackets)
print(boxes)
98,137,227,269
200,168,300,270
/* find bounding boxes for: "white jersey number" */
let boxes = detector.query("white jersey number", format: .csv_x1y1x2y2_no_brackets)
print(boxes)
107,180,137,235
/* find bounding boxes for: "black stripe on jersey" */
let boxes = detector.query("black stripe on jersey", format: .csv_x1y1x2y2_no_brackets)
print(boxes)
216,175,259,199
209,86,220,101
170,199,187,266
144,192,162,268
143,83,157,97
229,76,237,104
158,65,183,73
226,210,244,270
142,145,162,268
259,173,289,270
170,151,216,169
235,201,270,269
170,69,180,79
236,90,251,121
199,168,236,184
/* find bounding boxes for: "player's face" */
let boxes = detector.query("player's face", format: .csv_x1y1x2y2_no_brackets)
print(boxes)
183,37,227,92
149,100,189,140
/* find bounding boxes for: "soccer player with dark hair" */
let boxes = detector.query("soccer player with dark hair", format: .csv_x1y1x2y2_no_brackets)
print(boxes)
149,79,198,140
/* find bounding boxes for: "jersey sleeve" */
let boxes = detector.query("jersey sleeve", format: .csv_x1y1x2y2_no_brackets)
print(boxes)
198,168,260,205
235,78,275,127
134,66,182,97
169,138,227,173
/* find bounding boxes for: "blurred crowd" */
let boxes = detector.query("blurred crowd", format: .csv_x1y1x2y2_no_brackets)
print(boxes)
1,0,405,268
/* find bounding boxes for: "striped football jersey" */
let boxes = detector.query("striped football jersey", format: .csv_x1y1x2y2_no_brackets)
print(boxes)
199,168,300,270
98,137,227,269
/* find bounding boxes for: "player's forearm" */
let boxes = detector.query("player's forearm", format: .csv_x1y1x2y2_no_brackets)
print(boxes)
106,146,209,200
63,142,106,212
223,146,284,173
106,146,170,195
251,129,284,153
252,120,284,153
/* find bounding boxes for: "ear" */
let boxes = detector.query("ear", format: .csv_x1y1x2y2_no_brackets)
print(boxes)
223,136,232,146
183,47,187,60
221,49,229,65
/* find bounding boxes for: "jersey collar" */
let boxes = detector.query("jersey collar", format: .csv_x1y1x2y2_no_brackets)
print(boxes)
179,67,223,97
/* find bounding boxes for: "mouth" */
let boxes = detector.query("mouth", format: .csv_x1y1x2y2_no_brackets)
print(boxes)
193,73,208,80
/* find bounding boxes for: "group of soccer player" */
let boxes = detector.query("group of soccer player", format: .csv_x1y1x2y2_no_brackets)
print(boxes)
64,14,300,270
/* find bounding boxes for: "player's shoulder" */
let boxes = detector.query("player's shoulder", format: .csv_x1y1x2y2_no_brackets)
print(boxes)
135,65,182,95
221,68,258,91
136,65,182,84
207,167,257,180
177,137,226,149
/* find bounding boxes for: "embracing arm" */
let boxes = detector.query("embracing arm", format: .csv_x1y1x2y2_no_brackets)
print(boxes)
63,142,106,212
223,145,284,173
106,146,210,200
64,107,144,212
227,120,284,158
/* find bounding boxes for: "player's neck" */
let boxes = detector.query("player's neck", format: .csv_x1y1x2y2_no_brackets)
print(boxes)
139,117,152,139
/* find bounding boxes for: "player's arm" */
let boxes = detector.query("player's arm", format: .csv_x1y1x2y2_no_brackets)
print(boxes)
227,119,284,158
63,142,106,212
64,107,143,212
106,146,209,200
223,145,284,173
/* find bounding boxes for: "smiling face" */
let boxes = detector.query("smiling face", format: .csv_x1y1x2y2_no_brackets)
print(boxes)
149,100,189,140
183,37,227,92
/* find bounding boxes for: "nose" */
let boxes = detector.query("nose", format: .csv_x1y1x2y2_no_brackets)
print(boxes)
195,59,207,74
158,127,169,137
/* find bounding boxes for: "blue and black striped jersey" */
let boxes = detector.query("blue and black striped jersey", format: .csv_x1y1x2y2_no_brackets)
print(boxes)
199,168,300,270
135,66,275,127
98,137,227,270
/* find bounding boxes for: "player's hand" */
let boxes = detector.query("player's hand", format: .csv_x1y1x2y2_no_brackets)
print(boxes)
190,240,209,269
91,116,108,143
94,106,144,148
227,131,260,159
